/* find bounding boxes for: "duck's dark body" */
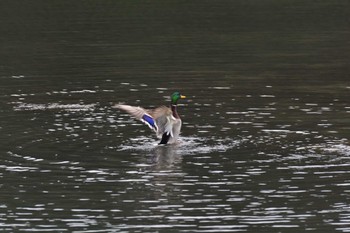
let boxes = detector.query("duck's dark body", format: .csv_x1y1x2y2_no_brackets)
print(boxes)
159,104,180,144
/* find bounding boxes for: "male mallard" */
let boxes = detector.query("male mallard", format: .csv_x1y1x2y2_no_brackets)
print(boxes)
114,92,186,144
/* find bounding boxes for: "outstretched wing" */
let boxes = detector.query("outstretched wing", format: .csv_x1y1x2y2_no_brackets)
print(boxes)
114,104,177,138
114,104,158,132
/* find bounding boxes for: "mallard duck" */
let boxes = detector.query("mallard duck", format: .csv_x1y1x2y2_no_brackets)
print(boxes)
114,92,186,144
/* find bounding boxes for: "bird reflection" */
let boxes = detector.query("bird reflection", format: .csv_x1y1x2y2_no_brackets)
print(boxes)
149,144,182,167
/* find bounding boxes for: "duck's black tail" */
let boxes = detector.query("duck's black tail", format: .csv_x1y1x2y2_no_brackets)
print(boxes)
159,132,171,144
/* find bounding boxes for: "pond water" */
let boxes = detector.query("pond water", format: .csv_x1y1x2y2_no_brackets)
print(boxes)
1,1,350,232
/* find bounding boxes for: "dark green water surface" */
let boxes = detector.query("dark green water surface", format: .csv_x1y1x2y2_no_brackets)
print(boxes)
0,1,349,232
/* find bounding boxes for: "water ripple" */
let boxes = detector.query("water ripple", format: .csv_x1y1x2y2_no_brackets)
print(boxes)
13,103,96,112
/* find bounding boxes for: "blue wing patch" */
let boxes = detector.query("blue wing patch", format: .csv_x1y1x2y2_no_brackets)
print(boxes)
141,114,158,131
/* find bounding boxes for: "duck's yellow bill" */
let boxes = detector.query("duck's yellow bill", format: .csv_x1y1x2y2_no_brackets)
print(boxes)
180,95,186,99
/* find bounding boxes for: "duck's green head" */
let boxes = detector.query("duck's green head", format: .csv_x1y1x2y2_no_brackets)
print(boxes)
171,92,186,105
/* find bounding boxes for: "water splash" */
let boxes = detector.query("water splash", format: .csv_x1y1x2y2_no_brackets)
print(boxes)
117,136,243,155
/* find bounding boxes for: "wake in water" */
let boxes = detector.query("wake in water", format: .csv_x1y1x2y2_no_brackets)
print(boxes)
307,142,350,157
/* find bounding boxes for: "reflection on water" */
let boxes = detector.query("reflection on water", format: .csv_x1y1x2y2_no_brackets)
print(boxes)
1,0,350,232
149,145,181,166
